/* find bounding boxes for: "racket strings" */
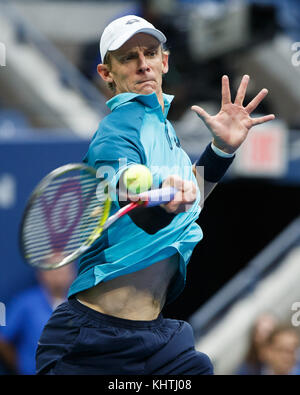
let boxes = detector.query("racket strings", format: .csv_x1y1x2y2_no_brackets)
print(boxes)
22,170,107,268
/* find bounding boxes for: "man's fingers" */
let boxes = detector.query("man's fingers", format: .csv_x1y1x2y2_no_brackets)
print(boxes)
162,176,197,213
251,113,276,126
234,74,249,106
221,75,231,106
162,174,184,190
245,88,269,114
165,179,195,203
191,105,210,123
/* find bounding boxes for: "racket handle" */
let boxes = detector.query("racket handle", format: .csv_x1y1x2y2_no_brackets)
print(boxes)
139,187,177,207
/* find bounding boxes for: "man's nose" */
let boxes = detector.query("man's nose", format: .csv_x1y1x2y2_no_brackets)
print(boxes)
137,54,150,72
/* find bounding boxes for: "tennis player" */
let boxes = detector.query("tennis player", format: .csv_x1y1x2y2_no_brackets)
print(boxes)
36,15,275,375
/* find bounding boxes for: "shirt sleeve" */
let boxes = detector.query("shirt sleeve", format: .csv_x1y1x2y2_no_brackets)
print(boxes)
84,102,147,185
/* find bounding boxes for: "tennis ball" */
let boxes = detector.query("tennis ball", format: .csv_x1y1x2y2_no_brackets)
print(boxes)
123,165,153,194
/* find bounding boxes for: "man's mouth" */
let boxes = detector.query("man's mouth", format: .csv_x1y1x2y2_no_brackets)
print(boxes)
136,79,155,85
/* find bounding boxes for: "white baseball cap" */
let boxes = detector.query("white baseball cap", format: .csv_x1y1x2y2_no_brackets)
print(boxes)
100,15,167,62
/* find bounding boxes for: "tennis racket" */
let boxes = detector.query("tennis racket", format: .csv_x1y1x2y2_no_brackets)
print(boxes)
19,163,177,270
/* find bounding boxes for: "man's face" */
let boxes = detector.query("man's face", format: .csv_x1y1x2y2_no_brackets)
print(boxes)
264,331,300,374
99,33,169,98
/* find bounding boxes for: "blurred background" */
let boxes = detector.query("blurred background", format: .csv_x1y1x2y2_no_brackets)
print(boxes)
0,0,299,375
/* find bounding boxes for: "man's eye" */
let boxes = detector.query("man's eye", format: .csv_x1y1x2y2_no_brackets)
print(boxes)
122,55,134,62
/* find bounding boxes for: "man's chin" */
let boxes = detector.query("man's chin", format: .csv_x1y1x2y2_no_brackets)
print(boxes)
135,85,156,95
134,81,158,94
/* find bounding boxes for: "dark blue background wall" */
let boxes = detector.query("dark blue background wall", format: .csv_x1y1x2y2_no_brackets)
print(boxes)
0,132,89,305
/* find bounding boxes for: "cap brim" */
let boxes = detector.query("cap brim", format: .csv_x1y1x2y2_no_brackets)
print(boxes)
108,28,167,52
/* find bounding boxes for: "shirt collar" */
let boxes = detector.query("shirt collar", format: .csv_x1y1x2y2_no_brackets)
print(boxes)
106,92,174,118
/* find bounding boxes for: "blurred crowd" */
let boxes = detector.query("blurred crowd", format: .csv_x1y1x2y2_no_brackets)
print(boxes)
0,264,75,375
236,312,300,375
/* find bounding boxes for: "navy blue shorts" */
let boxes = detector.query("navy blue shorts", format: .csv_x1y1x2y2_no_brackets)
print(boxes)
36,298,213,375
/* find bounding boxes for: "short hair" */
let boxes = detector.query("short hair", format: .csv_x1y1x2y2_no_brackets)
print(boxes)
103,51,116,93
265,324,299,346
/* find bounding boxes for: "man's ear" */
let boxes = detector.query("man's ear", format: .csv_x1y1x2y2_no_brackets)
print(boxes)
162,51,169,75
97,64,114,83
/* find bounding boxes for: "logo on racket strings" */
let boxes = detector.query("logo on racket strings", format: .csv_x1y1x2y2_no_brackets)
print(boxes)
41,178,94,252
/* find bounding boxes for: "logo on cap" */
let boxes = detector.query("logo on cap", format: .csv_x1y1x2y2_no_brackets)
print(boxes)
126,18,140,25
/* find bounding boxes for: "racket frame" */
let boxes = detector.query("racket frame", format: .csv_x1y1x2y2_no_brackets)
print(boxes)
19,163,100,270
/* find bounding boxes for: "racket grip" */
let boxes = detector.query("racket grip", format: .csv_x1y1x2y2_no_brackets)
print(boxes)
139,187,177,207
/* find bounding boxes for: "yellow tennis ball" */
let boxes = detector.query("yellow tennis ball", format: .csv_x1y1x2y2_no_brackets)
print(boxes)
123,165,153,194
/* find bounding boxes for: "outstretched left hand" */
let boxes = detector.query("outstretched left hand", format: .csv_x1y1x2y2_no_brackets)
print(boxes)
191,75,275,154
